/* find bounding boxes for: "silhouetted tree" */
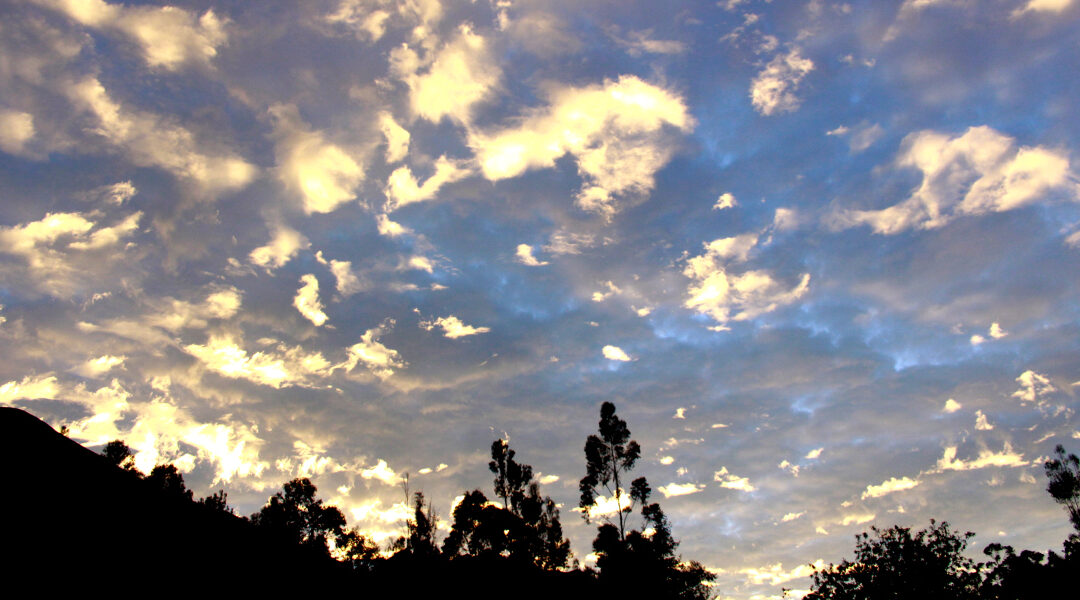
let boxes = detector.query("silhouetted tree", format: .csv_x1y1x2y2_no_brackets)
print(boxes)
579,401,641,541
1045,444,1080,532
199,489,232,513
406,491,439,557
251,477,346,556
805,520,981,600
518,481,572,569
490,439,534,515
147,464,193,501
335,527,380,571
102,439,137,472
581,405,714,598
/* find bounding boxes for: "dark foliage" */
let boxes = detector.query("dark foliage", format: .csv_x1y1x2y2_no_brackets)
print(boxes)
251,477,348,557
805,521,983,600
101,439,137,471
147,463,194,501
1045,444,1080,532
579,401,642,540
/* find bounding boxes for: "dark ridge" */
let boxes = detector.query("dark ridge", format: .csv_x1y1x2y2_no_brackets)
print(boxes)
0,407,350,593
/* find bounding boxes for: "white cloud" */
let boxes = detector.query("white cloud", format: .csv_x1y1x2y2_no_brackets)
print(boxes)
0,374,60,405
683,233,811,326
611,29,687,56
472,75,692,219
0,110,35,155
576,492,633,520
1012,369,1056,404
294,274,329,326
750,48,815,116
538,474,559,485
183,335,333,389
975,410,994,431
658,482,705,498
781,511,805,522
714,192,737,210
660,456,675,465
269,104,364,214
779,459,799,477
393,25,500,124
805,447,824,460
37,0,227,70
970,334,986,346
67,77,255,191
375,214,410,237
379,111,410,163
989,322,1008,339
1012,0,1075,18
419,315,490,339
0,211,141,297
933,443,1029,472
943,398,962,413
674,407,687,419
338,324,406,380
407,255,434,273
840,513,876,526
360,459,401,486
328,259,363,296
73,355,125,378
384,156,471,211
602,345,632,362
714,466,756,491
249,225,309,271
861,476,920,499
742,560,823,586
837,126,1075,234
516,244,548,266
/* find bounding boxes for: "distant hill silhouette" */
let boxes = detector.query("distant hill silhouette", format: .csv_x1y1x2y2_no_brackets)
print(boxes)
0,407,352,593
0,408,600,598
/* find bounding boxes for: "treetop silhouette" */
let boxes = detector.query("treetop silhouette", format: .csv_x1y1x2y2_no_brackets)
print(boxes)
579,401,642,540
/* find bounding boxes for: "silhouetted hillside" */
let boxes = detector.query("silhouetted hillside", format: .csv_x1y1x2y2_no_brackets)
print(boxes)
0,407,352,593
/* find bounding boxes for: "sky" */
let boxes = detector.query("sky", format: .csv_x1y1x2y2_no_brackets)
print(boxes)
2,0,1079,597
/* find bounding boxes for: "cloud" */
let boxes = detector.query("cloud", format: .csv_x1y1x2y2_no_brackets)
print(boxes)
384,156,471,211
714,467,756,491
683,233,811,326
674,408,687,419
543,232,597,255
392,25,500,124
840,513,876,526
943,398,962,413
419,315,491,339
328,259,363,296
975,410,994,431
379,112,410,163
933,443,1029,472
1012,0,1075,18
837,126,1075,234
576,492,633,520
779,459,799,477
1013,370,1056,404
989,323,1008,339
269,104,364,214
861,476,920,499
183,335,333,389
714,192,737,210
73,355,125,378
471,75,692,219
781,512,805,522
0,374,61,405
0,211,142,297
66,78,255,191
602,345,632,361
0,110,35,155
658,482,706,498
294,274,329,326
249,224,309,271
750,48,815,116
360,459,401,486
515,244,548,266
741,560,823,586
805,447,824,460
375,214,410,237
36,0,227,70
610,29,687,56
339,324,406,380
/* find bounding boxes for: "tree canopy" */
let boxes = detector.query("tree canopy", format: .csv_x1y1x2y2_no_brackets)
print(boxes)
251,477,347,557
1045,444,1080,533
579,401,642,540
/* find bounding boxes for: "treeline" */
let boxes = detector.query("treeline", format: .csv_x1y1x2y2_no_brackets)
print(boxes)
97,402,713,599
92,405,1079,599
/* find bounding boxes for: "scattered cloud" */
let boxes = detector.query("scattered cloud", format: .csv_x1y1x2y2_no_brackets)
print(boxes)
944,398,962,413
602,345,632,362
515,244,548,266
419,315,490,339
750,47,815,116
714,467,756,491
269,104,364,214
658,482,706,498
861,476,920,499
933,443,1029,472
714,192,737,210
294,274,329,326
